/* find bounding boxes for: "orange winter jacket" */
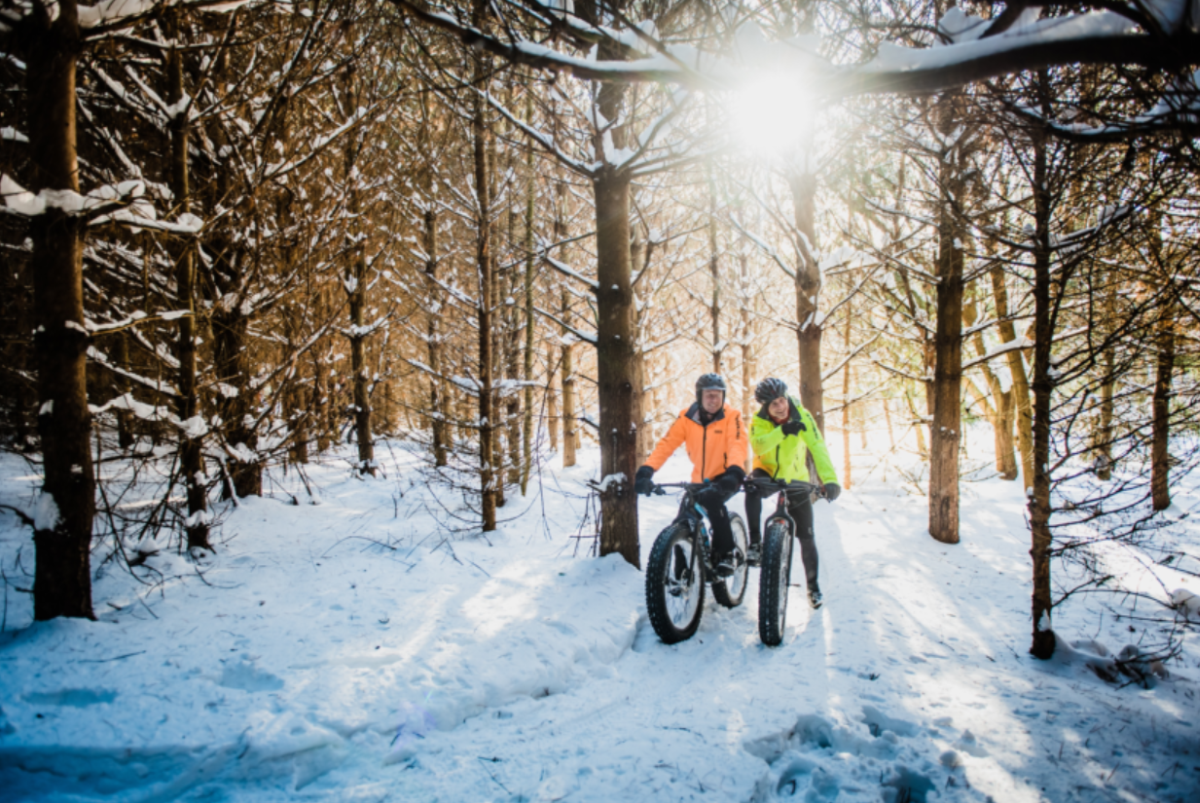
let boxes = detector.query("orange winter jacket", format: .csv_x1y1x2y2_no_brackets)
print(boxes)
645,402,748,483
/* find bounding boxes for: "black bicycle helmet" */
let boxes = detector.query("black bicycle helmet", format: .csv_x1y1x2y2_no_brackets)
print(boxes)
695,372,727,403
755,377,788,405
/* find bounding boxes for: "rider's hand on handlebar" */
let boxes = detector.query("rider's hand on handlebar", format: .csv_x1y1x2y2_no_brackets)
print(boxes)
824,482,841,502
715,467,744,495
635,465,656,496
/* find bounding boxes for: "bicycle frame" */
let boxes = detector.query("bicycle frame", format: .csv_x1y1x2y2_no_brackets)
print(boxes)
652,482,720,579
745,477,821,538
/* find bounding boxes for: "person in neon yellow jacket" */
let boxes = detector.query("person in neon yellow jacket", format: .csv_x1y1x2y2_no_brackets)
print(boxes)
745,378,840,609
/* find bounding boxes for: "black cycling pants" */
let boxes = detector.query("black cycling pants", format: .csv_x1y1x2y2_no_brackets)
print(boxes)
744,468,819,588
674,485,737,559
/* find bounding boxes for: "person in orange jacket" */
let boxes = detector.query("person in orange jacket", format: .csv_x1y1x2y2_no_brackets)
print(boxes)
634,373,748,573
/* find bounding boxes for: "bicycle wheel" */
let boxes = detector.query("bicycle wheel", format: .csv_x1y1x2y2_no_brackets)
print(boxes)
758,518,793,646
645,522,705,644
712,514,748,609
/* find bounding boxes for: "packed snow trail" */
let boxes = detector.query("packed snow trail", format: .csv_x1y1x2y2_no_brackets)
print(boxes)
0,443,1196,802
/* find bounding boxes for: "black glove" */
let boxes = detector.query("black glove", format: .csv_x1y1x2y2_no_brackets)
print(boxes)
781,419,803,437
635,465,655,496
716,466,745,494
824,483,841,502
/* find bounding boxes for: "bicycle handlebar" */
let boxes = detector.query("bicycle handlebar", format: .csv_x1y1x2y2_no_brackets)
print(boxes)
743,477,824,498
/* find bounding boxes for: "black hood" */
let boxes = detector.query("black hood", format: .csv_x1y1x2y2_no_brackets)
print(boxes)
686,401,726,426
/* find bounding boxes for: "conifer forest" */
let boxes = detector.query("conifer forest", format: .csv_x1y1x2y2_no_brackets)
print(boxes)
1,2,1199,801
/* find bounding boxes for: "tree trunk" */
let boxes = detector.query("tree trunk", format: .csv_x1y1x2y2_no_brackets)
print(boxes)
27,0,95,619
929,91,964,545
991,264,1035,491
1151,301,1176,511
547,345,559,452
884,397,895,450
10,255,35,451
630,231,652,467
166,13,212,546
520,95,537,495
964,295,1017,479
1028,121,1056,660
561,288,577,468
593,164,641,567
1094,347,1114,480
841,310,852,490
907,387,928,459
112,332,134,449
472,71,497,532
708,180,722,373
788,171,824,432
347,259,375,476
314,349,331,453
739,254,754,472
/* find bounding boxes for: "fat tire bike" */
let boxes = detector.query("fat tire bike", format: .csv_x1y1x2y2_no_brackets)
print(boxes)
644,482,749,644
745,477,824,647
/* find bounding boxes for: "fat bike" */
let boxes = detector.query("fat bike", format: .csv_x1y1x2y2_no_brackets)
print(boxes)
745,477,824,647
644,482,749,644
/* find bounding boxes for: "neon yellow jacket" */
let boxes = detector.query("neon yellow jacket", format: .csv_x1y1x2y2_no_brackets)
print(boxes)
749,395,837,484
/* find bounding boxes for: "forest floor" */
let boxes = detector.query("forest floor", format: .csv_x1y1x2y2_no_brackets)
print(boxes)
0,434,1197,802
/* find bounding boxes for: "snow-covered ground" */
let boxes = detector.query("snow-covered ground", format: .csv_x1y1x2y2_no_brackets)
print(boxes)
0,435,1197,802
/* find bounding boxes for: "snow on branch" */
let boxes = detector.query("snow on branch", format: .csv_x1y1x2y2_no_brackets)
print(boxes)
86,309,191,335
393,1,1198,101
1,174,203,233
730,218,795,280
543,253,599,292
962,333,1035,371
481,91,594,175
822,334,882,383
534,307,597,346
401,357,480,398
77,0,253,39
386,0,717,88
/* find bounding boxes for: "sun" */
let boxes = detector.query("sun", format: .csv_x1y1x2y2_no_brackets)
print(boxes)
726,74,817,156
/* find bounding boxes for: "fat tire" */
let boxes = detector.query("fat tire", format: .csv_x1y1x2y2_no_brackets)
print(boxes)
645,523,705,644
758,518,793,646
712,514,749,609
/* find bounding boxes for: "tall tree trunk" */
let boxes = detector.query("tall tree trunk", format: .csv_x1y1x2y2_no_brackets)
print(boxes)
346,255,375,476
630,231,652,467
27,0,95,619
314,348,331,453
547,344,559,452
423,201,447,467
739,254,754,472
166,12,211,547
991,264,1035,490
11,256,35,451
472,60,497,531
521,93,537,495
788,171,824,431
964,295,1017,479
112,332,134,449
560,289,577,468
594,163,641,567
929,91,965,545
1094,346,1114,480
1151,300,1176,511
1028,118,1056,660
841,311,852,490
708,179,722,373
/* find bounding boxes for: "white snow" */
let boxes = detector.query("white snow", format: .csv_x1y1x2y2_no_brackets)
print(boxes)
32,492,60,531
0,435,1197,802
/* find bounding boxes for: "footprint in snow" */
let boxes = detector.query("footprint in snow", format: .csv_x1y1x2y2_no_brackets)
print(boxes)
745,705,988,802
